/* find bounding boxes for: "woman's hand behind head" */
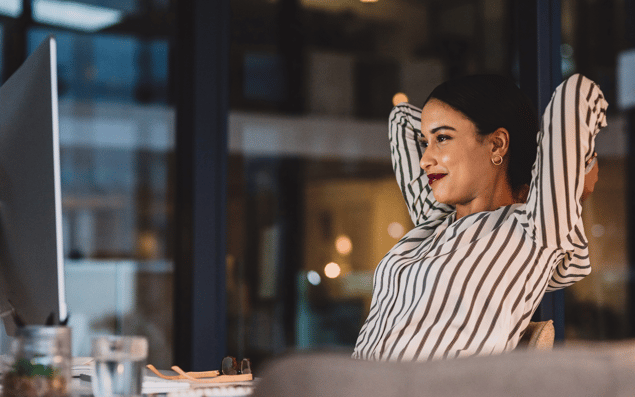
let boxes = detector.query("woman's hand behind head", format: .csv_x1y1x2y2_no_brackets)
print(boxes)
514,184,530,203
581,160,599,203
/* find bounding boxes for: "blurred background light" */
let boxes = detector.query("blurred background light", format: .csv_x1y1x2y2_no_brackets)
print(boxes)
560,43,574,59
591,224,606,238
387,222,405,239
33,0,123,32
307,270,321,286
335,235,353,255
0,0,21,17
392,92,408,106
324,262,341,279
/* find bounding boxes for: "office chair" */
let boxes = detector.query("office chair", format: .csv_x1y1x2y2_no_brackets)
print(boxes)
518,320,555,350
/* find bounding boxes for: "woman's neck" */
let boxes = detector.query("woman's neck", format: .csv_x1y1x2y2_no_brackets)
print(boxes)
455,181,516,220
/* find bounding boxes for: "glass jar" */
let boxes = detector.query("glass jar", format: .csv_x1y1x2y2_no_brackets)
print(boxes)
2,326,71,397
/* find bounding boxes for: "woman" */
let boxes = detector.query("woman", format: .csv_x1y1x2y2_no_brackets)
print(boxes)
352,73,607,361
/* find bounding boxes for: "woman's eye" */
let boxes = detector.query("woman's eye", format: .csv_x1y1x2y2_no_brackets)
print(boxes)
417,136,428,148
437,134,450,143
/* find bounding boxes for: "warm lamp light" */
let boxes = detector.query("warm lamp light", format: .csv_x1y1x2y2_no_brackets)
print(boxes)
388,222,405,239
392,92,409,106
335,235,353,255
324,262,342,279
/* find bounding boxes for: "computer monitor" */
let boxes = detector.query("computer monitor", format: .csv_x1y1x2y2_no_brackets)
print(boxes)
0,36,67,336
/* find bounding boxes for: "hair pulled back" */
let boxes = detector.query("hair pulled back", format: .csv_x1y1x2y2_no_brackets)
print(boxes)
424,75,539,193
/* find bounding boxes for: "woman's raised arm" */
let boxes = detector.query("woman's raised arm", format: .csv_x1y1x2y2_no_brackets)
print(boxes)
524,74,608,250
389,103,453,225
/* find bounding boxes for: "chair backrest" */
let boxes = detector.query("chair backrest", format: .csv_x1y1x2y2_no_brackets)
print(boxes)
517,320,554,350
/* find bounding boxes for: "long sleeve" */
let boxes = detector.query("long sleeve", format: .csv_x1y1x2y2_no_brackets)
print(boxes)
522,74,608,290
389,103,454,226
545,217,591,291
524,73,608,250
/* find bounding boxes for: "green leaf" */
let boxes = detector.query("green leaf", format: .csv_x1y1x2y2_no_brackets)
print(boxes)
9,358,56,378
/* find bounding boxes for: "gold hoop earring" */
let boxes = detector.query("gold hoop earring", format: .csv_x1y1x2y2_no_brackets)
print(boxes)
491,155,503,166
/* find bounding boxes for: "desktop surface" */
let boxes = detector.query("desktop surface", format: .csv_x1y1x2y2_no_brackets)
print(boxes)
71,359,256,397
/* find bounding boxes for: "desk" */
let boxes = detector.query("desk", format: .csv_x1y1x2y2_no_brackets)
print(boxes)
72,378,254,397
72,364,256,397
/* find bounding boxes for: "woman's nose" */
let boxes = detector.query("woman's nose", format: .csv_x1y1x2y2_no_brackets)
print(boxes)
419,147,435,170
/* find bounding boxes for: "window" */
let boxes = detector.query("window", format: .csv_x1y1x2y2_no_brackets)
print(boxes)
227,0,518,364
0,0,175,368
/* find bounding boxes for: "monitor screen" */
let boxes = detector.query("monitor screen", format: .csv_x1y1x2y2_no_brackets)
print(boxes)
0,36,67,336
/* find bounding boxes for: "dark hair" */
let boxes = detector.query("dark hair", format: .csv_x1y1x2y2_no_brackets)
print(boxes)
424,75,539,193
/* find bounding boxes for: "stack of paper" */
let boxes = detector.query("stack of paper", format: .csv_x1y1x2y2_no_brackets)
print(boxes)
141,376,193,394
165,384,255,397
72,361,192,395
72,356,93,378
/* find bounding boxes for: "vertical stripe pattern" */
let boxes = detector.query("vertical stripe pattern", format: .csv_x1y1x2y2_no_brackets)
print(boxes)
353,74,608,361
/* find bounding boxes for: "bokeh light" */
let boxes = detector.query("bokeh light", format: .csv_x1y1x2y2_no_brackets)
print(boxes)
560,43,574,59
324,262,342,279
387,222,406,239
591,224,605,238
392,92,409,106
335,235,353,255
307,270,321,286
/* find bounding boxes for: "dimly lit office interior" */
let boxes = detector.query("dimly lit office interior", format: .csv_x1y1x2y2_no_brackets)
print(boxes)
0,0,635,394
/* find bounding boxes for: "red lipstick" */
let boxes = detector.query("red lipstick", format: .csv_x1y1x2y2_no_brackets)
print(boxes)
427,173,446,185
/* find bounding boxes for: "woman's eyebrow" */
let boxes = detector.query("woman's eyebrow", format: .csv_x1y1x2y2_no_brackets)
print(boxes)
429,125,456,134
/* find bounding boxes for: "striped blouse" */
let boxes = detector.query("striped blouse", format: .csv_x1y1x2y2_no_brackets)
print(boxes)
352,74,608,361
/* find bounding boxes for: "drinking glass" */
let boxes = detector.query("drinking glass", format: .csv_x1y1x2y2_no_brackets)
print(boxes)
91,336,148,397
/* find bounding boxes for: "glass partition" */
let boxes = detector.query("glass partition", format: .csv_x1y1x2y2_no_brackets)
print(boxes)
562,0,631,342
0,1,175,368
227,0,518,364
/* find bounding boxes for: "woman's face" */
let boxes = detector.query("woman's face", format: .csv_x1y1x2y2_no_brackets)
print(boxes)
419,99,496,208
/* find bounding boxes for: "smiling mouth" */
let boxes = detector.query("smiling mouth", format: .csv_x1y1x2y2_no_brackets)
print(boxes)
427,173,446,185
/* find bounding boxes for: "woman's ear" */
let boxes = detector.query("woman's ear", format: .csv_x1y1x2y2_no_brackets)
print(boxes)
489,128,510,157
